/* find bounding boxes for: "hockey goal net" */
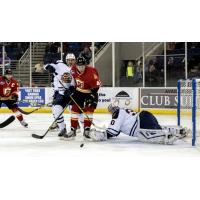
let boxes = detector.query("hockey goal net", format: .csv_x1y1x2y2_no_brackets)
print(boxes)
177,79,200,146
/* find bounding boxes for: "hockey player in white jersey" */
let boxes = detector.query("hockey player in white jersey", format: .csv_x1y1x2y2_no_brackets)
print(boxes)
88,104,189,144
51,72,75,136
44,53,76,99
44,55,75,136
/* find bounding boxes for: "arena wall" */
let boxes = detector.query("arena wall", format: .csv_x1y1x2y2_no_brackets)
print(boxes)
0,87,178,114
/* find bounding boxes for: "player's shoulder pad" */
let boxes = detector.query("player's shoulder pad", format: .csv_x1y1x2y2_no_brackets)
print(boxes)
11,78,18,83
112,110,119,119
87,67,99,78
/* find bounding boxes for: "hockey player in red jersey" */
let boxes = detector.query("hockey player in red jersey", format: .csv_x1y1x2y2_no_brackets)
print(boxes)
0,68,28,127
62,56,101,140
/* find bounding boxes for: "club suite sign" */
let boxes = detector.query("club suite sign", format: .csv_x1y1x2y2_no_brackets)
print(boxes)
140,88,178,109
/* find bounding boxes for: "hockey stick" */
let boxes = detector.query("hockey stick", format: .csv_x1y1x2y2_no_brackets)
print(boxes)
0,115,15,128
69,95,105,130
0,97,53,115
32,100,72,139
54,74,105,130
17,101,53,115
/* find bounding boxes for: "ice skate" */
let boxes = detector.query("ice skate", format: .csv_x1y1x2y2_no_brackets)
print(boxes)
58,128,67,137
83,127,93,141
62,127,76,140
20,120,28,128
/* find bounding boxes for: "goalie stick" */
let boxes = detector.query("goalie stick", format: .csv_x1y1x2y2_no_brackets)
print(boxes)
0,116,15,128
32,100,72,139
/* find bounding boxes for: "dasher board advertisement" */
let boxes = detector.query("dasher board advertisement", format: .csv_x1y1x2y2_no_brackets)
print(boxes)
140,88,177,109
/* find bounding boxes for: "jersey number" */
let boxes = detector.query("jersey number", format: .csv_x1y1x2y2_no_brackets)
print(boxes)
3,88,12,96
111,120,115,125
76,79,84,89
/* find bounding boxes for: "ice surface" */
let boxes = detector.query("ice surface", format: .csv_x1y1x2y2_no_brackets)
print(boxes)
0,113,199,157
1,113,200,200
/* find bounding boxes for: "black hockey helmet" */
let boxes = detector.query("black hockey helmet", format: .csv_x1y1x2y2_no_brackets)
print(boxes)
76,56,86,66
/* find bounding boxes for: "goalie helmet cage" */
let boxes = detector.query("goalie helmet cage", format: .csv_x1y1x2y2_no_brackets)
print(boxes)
177,79,200,146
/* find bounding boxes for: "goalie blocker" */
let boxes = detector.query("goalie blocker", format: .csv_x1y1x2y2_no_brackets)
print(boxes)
87,105,189,144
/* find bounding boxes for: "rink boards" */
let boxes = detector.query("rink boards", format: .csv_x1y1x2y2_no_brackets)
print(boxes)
0,87,179,115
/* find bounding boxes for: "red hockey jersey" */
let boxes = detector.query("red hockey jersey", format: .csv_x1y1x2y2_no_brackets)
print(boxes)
71,65,101,93
0,76,19,98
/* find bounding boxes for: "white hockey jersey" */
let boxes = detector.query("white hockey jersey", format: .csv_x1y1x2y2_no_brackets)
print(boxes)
106,109,140,137
44,60,74,94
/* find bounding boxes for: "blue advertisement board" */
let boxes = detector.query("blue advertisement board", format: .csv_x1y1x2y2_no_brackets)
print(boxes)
18,88,45,107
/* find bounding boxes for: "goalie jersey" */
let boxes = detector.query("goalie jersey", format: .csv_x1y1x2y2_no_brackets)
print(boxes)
106,109,140,137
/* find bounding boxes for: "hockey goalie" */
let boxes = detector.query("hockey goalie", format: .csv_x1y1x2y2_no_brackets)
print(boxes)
88,104,189,145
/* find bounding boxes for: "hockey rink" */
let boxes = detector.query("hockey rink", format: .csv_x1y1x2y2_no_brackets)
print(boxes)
0,113,199,157
1,113,200,200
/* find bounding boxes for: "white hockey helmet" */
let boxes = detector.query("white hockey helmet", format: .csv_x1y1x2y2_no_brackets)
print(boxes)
66,53,76,60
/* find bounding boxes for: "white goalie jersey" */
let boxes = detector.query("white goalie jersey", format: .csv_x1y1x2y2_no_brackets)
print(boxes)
106,109,140,137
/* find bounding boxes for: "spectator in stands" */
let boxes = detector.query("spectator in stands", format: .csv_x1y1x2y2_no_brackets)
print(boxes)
167,57,174,73
145,60,159,86
79,46,92,64
133,58,143,83
126,61,135,78
34,63,44,73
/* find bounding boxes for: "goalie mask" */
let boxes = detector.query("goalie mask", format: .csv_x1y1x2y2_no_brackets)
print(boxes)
107,104,120,114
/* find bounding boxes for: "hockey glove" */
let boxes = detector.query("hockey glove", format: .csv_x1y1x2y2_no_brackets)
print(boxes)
64,86,75,98
11,94,18,101
86,92,98,108
45,64,57,74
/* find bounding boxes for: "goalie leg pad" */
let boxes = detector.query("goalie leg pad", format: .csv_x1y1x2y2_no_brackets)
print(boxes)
136,129,177,145
162,125,190,139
